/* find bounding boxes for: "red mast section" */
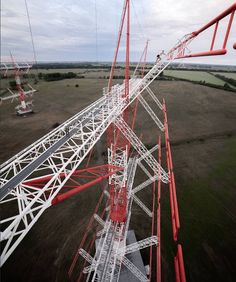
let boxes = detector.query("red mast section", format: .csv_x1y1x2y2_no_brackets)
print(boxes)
109,0,130,223
10,53,28,111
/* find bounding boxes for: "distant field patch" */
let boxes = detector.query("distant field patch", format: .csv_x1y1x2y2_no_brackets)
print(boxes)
212,72,236,80
164,70,225,86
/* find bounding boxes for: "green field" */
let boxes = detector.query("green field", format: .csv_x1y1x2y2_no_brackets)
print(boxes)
212,72,236,80
1,77,236,282
164,70,226,86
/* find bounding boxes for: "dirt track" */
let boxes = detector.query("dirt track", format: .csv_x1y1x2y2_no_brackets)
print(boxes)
1,80,236,281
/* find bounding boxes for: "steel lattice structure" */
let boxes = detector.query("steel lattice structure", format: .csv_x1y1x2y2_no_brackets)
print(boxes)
0,54,37,115
1,1,235,281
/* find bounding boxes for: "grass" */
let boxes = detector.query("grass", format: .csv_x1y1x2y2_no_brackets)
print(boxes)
1,76,236,281
164,70,226,86
212,72,236,80
174,138,236,281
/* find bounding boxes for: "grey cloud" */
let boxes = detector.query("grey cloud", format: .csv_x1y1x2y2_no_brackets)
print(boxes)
1,0,236,64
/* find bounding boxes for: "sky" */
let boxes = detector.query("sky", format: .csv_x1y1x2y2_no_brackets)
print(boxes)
1,0,236,65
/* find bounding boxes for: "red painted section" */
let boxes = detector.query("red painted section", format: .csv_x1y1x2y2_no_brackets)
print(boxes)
24,172,66,185
110,185,127,222
52,168,122,205
163,99,180,241
85,147,93,168
76,234,96,282
109,0,130,223
174,244,186,282
24,164,120,185
131,41,149,131
174,256,181,282
223,10,235,49
168,3,235,59
177,49,226,59
9,53,26,106
210,21,218,51
107,0,128,149
68,193,105,277
233,42,236,49
193,3,236,35
108,0,128,92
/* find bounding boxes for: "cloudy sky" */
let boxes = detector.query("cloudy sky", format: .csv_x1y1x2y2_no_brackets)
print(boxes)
1,0,236,65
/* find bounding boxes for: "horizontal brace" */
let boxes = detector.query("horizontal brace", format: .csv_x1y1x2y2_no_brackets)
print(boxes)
51,168,122,205
121,235,158,255
193,3,236,36
177,48,226,59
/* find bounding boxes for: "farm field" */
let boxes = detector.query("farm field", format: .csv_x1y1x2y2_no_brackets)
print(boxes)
35,68,111,77
212,72,236,79
164,70,226,85
1,77,236,282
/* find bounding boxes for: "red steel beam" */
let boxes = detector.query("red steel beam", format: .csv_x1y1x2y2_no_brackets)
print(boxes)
174,255,181,282
107,0,128,148
85,147,94,168
68,192,105,277
131,41,149,131
52,167,123,205
163,99,180,241
193,3,236,36
109,0,130,223
76,206,107,281
76,234,96,282
210,21,218,51
174,244,186,282
169,3,236,59
108,0,128,91
223,10,235,49
24,164,120,186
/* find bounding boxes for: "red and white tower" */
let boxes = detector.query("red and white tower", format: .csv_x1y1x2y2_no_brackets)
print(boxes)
0,2,235,282
0,54,37,115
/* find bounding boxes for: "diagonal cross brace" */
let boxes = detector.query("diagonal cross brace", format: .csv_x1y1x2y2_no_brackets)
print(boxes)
146,87,163,110
132,194,153,217
139,95,164,131
121,256,149,282
115,116,169,183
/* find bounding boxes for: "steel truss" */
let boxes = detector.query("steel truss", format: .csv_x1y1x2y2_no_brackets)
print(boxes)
0,57,171,266
0,58,37,113
3,1,233,280
77,158,158,282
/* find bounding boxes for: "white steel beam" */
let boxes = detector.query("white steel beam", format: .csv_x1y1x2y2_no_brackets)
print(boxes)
132,174,160,195
121,256,149,282
137,161,153,180
132,194,153,217
79,248,95,264
0,57,175,266
115,116,169,183
121,235,158,255
146,87,163,110
138,95,164,131
94,214,105,227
